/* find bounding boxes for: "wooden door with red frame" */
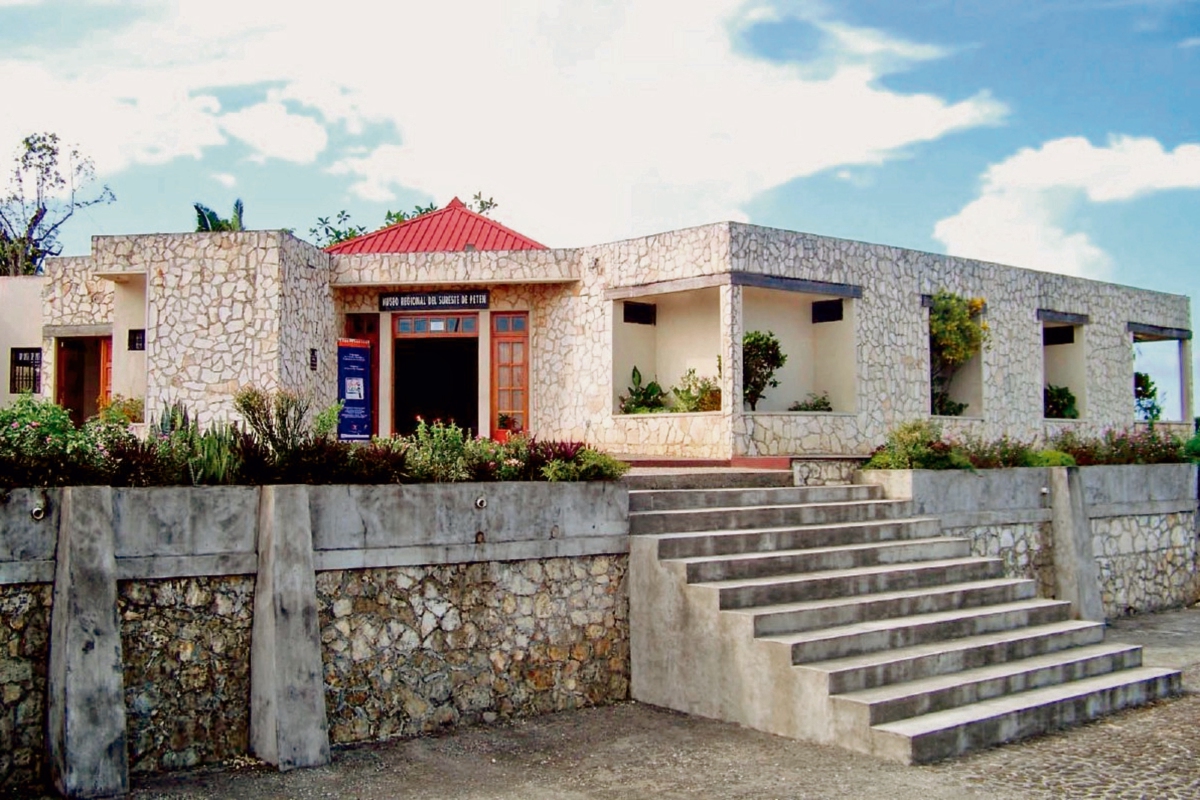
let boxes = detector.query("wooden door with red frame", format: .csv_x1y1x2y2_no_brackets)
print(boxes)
491,312,529,437
344,314,380,437
99,337,112,408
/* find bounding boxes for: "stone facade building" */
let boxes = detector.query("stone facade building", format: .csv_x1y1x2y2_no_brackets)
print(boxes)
1,198,1192,456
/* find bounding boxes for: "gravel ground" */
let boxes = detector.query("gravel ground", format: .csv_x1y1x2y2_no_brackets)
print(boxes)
21,607,1200,800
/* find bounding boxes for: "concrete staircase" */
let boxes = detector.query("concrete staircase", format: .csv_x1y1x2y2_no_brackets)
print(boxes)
627,470,1181,764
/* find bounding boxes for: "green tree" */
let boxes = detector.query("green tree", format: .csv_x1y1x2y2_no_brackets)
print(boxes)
742,330,787,411
194,198,245,232
929,290,987,416
1134,371,1163,422
0,132,116,276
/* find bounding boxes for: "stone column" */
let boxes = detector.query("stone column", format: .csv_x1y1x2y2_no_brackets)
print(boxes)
47,486,129,798
1180,338,1193,424
723,283,745,458
250,485,330,770
1048,467,1105,622
378,312,393,437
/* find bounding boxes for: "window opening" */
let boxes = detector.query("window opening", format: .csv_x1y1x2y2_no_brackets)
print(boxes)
9,348,41,394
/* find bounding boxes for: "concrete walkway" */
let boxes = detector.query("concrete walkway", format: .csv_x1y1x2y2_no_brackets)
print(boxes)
36,606,1200,800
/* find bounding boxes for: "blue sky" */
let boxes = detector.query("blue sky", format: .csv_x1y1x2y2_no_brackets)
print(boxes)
2,0,1198,413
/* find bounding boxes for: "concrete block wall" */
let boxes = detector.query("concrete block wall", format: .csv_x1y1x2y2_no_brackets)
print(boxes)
0,482,630,796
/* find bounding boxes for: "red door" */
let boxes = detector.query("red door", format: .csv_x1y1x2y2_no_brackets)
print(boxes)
491,312,529,435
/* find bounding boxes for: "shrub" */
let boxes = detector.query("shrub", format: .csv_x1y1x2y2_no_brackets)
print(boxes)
1184,432,1200,463
405,419,469,482
1049,427,1185,466
99,395,144,424
1044,384,1079,420
619,366,667,414
541,449,630,481
789,392,833,412
957,435,1036,469
863,421,972,471
1029,449,1076,467
671,369,721,412
743,331,786,411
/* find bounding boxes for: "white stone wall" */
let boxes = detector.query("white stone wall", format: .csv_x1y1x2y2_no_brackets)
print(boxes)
40,255,114,399
279,237,337,414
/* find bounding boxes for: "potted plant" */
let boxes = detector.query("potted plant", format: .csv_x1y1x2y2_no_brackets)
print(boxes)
494,413,517,443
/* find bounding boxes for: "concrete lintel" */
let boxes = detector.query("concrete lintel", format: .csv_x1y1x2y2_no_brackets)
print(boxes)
1128,321,1192,341
48,486,129,798
1087,499,1197,519
1049,467,1105,623
1037,309,1090,325
42,324,113,338
250,485,330,771
731,271,863,299
605,273,727,300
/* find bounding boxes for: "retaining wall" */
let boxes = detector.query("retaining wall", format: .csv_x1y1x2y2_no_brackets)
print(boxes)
0,482,629,796
860,464,1200,618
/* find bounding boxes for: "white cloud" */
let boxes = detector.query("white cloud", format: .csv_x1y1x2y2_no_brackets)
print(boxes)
934,135,1200,278
1180,37,1200,48
211,172,236,188
0,0,1007,244
218,100,328,164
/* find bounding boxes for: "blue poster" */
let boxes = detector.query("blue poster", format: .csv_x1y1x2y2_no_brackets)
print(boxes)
337,339,373,441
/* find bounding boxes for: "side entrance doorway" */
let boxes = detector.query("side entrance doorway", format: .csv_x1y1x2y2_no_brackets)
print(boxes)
56,336,111,426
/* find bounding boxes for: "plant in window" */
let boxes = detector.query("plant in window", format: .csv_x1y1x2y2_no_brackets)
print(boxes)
743,330,787,411
789,392,833,412
1044,384,1079,419
670,368,721,412
929,290,987,417
619,366,667,413
1134,371,1162,422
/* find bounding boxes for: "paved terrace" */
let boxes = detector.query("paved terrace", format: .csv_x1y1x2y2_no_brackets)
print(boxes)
23,605,1195,800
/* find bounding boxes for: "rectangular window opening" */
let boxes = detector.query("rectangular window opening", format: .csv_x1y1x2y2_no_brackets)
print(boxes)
623,301,657,326
9,348,42,394
127,329,146,351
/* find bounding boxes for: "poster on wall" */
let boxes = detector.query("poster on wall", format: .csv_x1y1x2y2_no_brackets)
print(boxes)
337,339,373,441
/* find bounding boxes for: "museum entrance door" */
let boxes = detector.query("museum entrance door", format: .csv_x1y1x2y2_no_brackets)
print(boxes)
392,313,479,436
55,336,111,426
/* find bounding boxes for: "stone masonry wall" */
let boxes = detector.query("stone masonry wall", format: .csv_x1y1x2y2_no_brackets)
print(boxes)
279,236,337,413
0,583,51,791
959,522,1057,600
1091,513,1200,618
119,577,255,774
316,555,629,745
140,232,286,426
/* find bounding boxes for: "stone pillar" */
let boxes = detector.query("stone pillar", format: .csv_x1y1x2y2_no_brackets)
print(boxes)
1180,338,1193,424
1048,467,1105,622
250,485,330,770
723,283,745,458
378,312,393,437
48,486,129,798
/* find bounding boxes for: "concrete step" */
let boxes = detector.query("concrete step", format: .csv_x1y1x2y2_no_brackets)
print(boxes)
630,499,913,535
833,643,1145,728
870,666,1182,764
678,537,972,583
629,484,881,512
809,620,1108,695
655,518,943,560
741,578,1038,637
703,557,1004,610
767,599,1073,664
623,470,794,491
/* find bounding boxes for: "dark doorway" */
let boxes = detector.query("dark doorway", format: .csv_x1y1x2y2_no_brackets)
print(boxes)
56,337,110,426
393,338,478,436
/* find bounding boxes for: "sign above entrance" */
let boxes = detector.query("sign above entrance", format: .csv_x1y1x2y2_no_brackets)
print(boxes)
380,290,490,312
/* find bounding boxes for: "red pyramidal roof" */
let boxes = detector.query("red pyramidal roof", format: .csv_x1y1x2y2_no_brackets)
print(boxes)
325,197,547,254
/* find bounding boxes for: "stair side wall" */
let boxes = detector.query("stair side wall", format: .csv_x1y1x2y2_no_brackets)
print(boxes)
629,537,833,742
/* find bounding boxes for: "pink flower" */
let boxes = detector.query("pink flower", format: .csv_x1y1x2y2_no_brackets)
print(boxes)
9,422,16,429
29,421,39,428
